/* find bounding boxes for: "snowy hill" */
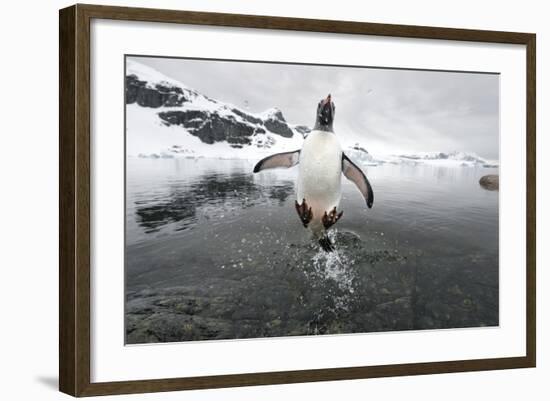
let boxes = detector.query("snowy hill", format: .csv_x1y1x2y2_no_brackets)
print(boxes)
126,60,303,159
388,151,496,167
343,147,497,168
344,144,381,166
397,151,486,164
126,60,496,168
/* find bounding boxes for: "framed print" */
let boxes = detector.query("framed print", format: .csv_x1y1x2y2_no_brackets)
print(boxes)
59,4,536,397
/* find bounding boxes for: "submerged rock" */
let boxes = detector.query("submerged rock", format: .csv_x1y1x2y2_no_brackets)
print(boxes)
479,174,499,191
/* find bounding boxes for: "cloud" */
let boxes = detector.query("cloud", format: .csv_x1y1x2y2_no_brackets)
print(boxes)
132,56,499,159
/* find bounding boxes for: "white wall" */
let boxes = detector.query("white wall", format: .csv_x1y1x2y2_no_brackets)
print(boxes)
0,0,546,399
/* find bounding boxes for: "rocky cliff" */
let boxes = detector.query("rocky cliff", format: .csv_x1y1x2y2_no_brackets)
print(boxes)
125,60,303,150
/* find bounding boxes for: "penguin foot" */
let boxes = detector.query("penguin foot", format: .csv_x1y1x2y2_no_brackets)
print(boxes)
295,198,313,228
322,207,343,230
318,235,334,252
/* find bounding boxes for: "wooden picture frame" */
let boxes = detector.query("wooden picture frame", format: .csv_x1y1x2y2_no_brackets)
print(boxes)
59,3,536,397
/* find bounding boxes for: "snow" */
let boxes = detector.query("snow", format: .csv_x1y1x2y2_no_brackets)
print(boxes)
126,59,187,90
126,60,497,168
257,107,283,119
126,60,306,159
126,104,303,160
342,149,498,168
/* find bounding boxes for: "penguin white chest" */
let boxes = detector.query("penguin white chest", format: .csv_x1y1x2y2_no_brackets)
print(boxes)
296,130,342,231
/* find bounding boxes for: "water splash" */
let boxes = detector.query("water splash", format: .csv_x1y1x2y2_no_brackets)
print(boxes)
305,231,359,311
311,250,354,292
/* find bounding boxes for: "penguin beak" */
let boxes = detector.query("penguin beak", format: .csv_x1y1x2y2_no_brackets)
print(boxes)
319,94,333,125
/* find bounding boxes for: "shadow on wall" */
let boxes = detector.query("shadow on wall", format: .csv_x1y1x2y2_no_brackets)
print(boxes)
35,376,58,391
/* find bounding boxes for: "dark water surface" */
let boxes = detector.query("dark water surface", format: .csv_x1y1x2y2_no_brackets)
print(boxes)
125,158,499,344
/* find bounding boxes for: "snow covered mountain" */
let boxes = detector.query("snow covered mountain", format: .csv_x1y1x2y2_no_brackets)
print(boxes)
126,60,304,159
126,60,496,168
343,145,496,168
344,144,383,166
397,151,487,164
387,151,496,167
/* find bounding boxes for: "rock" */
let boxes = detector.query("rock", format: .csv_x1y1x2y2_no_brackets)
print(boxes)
345,144,379,165
399,151,487,164
417,315,435,329
373,297,413,329
127,67,299,148
231,108,263,125
157,106,298,146
125,75,186,108
351,143,369,154
479,174,499,191
264,112,294,138
294,125,311,138
127,313,232,343
158,110,254,145
463,298,473,308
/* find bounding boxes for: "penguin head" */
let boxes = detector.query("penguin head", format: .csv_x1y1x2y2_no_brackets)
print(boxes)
314,94,335,132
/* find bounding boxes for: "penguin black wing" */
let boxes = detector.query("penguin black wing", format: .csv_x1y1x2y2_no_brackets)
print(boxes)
253,150,300,173
342,153,374,208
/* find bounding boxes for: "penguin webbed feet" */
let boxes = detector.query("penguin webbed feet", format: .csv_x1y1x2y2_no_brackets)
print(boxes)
318,235,334,252
322,207,343,230
295,198,313,228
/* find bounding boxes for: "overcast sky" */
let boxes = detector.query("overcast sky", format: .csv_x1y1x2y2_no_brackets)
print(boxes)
133,56,499,159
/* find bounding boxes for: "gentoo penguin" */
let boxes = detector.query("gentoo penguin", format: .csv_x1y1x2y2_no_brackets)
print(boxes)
253,94,374,251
